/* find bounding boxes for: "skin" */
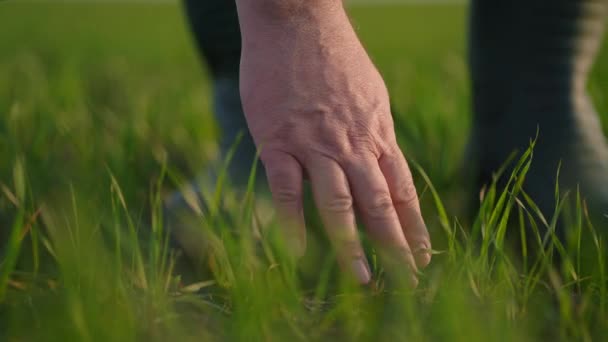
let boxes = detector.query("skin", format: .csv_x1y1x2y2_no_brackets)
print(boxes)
236,0,431,286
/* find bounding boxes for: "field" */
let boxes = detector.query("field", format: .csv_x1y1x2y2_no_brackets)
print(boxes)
1,2,608,341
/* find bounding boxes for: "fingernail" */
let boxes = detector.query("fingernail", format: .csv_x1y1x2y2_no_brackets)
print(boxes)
414,242,429,253
352,259,371,284
414,243,431,268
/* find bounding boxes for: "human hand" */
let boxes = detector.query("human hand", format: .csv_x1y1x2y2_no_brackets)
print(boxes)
237,1,431,286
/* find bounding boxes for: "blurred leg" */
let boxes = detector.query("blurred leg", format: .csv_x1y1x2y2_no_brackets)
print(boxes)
165,0,267,263
468,0,608,222
182,0,263,188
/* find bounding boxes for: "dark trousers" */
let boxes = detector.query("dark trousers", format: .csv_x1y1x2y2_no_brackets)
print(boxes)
182,0,259,187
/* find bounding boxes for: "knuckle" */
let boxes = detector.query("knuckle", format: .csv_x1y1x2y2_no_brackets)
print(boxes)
362,192,394,219
267,173,301,205
346,125,382,156
322,193,354,214
273,185,301,205
262,153,303,206
393,177,418,207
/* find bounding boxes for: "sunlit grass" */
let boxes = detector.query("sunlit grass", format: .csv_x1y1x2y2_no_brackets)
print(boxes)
2,142,608,341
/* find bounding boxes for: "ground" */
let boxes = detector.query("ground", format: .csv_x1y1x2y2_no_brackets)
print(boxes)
1,2,608,341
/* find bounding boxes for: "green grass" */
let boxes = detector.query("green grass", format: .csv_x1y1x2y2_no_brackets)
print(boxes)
1,2,608,341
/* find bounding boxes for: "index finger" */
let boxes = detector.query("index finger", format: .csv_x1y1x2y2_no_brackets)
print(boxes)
262,151,307,258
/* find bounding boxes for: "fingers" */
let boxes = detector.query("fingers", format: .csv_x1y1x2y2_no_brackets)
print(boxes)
379,150,431,268
345,156,419,287
263,152,307,258
307,156,371,284
262,147,430,287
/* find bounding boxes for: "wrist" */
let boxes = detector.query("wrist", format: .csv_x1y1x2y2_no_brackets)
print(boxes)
236,0,343,21
236,0,347,46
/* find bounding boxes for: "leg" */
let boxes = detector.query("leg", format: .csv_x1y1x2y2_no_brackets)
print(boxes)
165,0,266,264
468,0,608,223
182,0,263,188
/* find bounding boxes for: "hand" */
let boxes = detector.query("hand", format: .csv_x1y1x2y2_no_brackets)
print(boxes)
237,1,431,286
